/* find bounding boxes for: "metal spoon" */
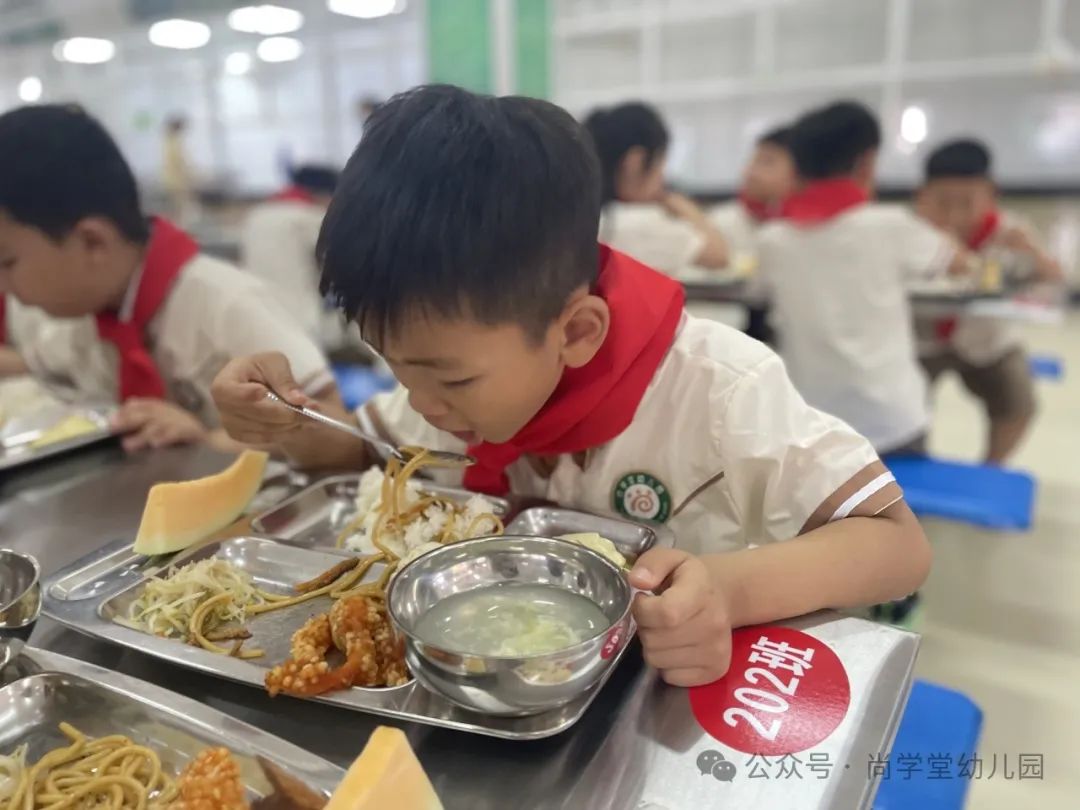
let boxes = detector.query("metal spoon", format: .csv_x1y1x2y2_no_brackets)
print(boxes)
264,390,475,467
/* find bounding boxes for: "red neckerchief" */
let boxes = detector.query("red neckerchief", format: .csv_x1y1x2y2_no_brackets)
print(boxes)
463,247,685,496
781,178,869,225
271,186,316,204
738,191,780,223
96,218,198,401
966,209,1000,250
935,209,1003,342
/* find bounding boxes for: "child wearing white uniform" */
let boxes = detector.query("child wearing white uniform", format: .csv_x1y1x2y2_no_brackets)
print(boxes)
0,105,337,453
211,86,931,686
584,102,729,276
709,125,795,343
241,165,344,347
916,139,1063,463
757,102,965,456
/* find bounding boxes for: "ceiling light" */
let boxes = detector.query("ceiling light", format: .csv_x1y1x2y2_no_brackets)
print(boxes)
899,105,928,145
327,0,402,20
53,37,116,64
18,76,42,102
149,19,211,50
256,36,303,62
225,51,254,76
228,5,304,35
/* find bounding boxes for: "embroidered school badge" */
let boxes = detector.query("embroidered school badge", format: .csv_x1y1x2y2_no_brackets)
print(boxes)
613,472,672,523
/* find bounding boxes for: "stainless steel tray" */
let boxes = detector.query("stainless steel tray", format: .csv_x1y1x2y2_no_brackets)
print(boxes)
41,506,672,740
0,645,344,799
250,474,513,550
0,407,116,473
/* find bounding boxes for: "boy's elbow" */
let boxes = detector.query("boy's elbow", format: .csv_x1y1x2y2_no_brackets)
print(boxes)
884,501,932,595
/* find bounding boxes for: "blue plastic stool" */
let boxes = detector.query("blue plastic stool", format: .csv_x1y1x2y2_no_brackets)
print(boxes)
331,365,396,411
1029,354,1063,381
873,680,983,810
884,456,1035,531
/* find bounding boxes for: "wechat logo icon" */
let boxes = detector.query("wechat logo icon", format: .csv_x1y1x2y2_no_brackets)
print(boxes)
696,749,737,782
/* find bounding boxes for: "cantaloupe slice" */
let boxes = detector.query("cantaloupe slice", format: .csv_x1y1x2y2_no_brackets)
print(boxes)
133,449,269,555
324,727,443,810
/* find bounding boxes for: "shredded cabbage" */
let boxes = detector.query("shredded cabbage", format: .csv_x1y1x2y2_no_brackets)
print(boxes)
115,558,270,639
559,533,628,569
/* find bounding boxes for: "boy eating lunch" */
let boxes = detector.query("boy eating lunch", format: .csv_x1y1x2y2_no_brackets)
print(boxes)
212,85,931,687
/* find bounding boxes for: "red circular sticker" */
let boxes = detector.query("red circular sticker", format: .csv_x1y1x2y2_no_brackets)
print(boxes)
689,626,850,756
600,624,627,660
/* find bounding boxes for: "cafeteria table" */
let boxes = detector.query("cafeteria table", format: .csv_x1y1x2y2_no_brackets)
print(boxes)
0,443,920,809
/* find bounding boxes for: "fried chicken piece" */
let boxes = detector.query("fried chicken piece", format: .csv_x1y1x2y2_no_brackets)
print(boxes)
265,614,333,697
171,747,248,810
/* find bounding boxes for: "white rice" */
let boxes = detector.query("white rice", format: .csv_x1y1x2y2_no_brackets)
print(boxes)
344,466,501,559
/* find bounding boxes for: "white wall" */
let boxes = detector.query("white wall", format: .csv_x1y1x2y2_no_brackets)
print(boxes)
0,0,425,194
553,0,1080,190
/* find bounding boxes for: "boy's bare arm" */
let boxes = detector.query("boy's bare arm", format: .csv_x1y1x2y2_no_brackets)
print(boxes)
703,501,930,628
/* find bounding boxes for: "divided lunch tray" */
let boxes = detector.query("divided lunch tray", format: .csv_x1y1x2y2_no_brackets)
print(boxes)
0,646,344,800
42,476,674,740
0,406,116,473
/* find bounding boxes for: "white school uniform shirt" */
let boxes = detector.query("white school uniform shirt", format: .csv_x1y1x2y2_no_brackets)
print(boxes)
757,203,955,452
240,199,330,341
599,202,705,276
357,315,900,555
948,210,1031,366
6,253,333,428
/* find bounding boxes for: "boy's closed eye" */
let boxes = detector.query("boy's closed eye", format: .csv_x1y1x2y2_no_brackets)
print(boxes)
441,376,479,389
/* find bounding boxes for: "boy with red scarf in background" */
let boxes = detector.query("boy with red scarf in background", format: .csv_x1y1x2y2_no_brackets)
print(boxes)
211,86,931,686
0,105,338,452
710,125,796,344
915,139,1063,463
241,164,342,346
756,101,970,458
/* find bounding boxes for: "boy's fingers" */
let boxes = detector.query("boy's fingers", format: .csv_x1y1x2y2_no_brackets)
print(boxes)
632,560,709,629
637,619,708,652
641,644,709,671
629,547,690,591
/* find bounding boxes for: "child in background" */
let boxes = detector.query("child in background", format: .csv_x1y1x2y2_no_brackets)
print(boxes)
710,125,796,343
757,101,969,456
212,85,930,686
0,105,339,452
916,139,1063,463
583,102,730,274
241,164,343,346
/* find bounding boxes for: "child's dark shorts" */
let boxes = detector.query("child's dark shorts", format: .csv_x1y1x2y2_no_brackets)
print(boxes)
922,347,1036,422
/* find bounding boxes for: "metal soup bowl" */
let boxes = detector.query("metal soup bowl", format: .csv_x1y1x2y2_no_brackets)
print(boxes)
0,549,41,669
387,535,633,716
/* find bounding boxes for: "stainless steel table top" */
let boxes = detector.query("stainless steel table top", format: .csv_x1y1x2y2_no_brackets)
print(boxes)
0,444,918,810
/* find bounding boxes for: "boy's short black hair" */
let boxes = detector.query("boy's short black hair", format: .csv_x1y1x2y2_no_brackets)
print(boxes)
757,125,792,150
290,164,339,196
925,138,992,181
0,104,149,243
789,101,881,180
583,102,669,204
318,84,601,346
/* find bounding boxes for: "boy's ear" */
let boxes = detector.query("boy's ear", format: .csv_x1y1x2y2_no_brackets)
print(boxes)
853,148,879,191
559,293,609,369
70,217,119,263
615,146,647,197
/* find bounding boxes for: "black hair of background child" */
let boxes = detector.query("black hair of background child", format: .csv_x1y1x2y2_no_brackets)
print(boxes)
789,101,881,180
582,102,669,205
757,125,792,150
0,104,149,243
317,84,602,348
289,164,340,195
925,138,992,181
